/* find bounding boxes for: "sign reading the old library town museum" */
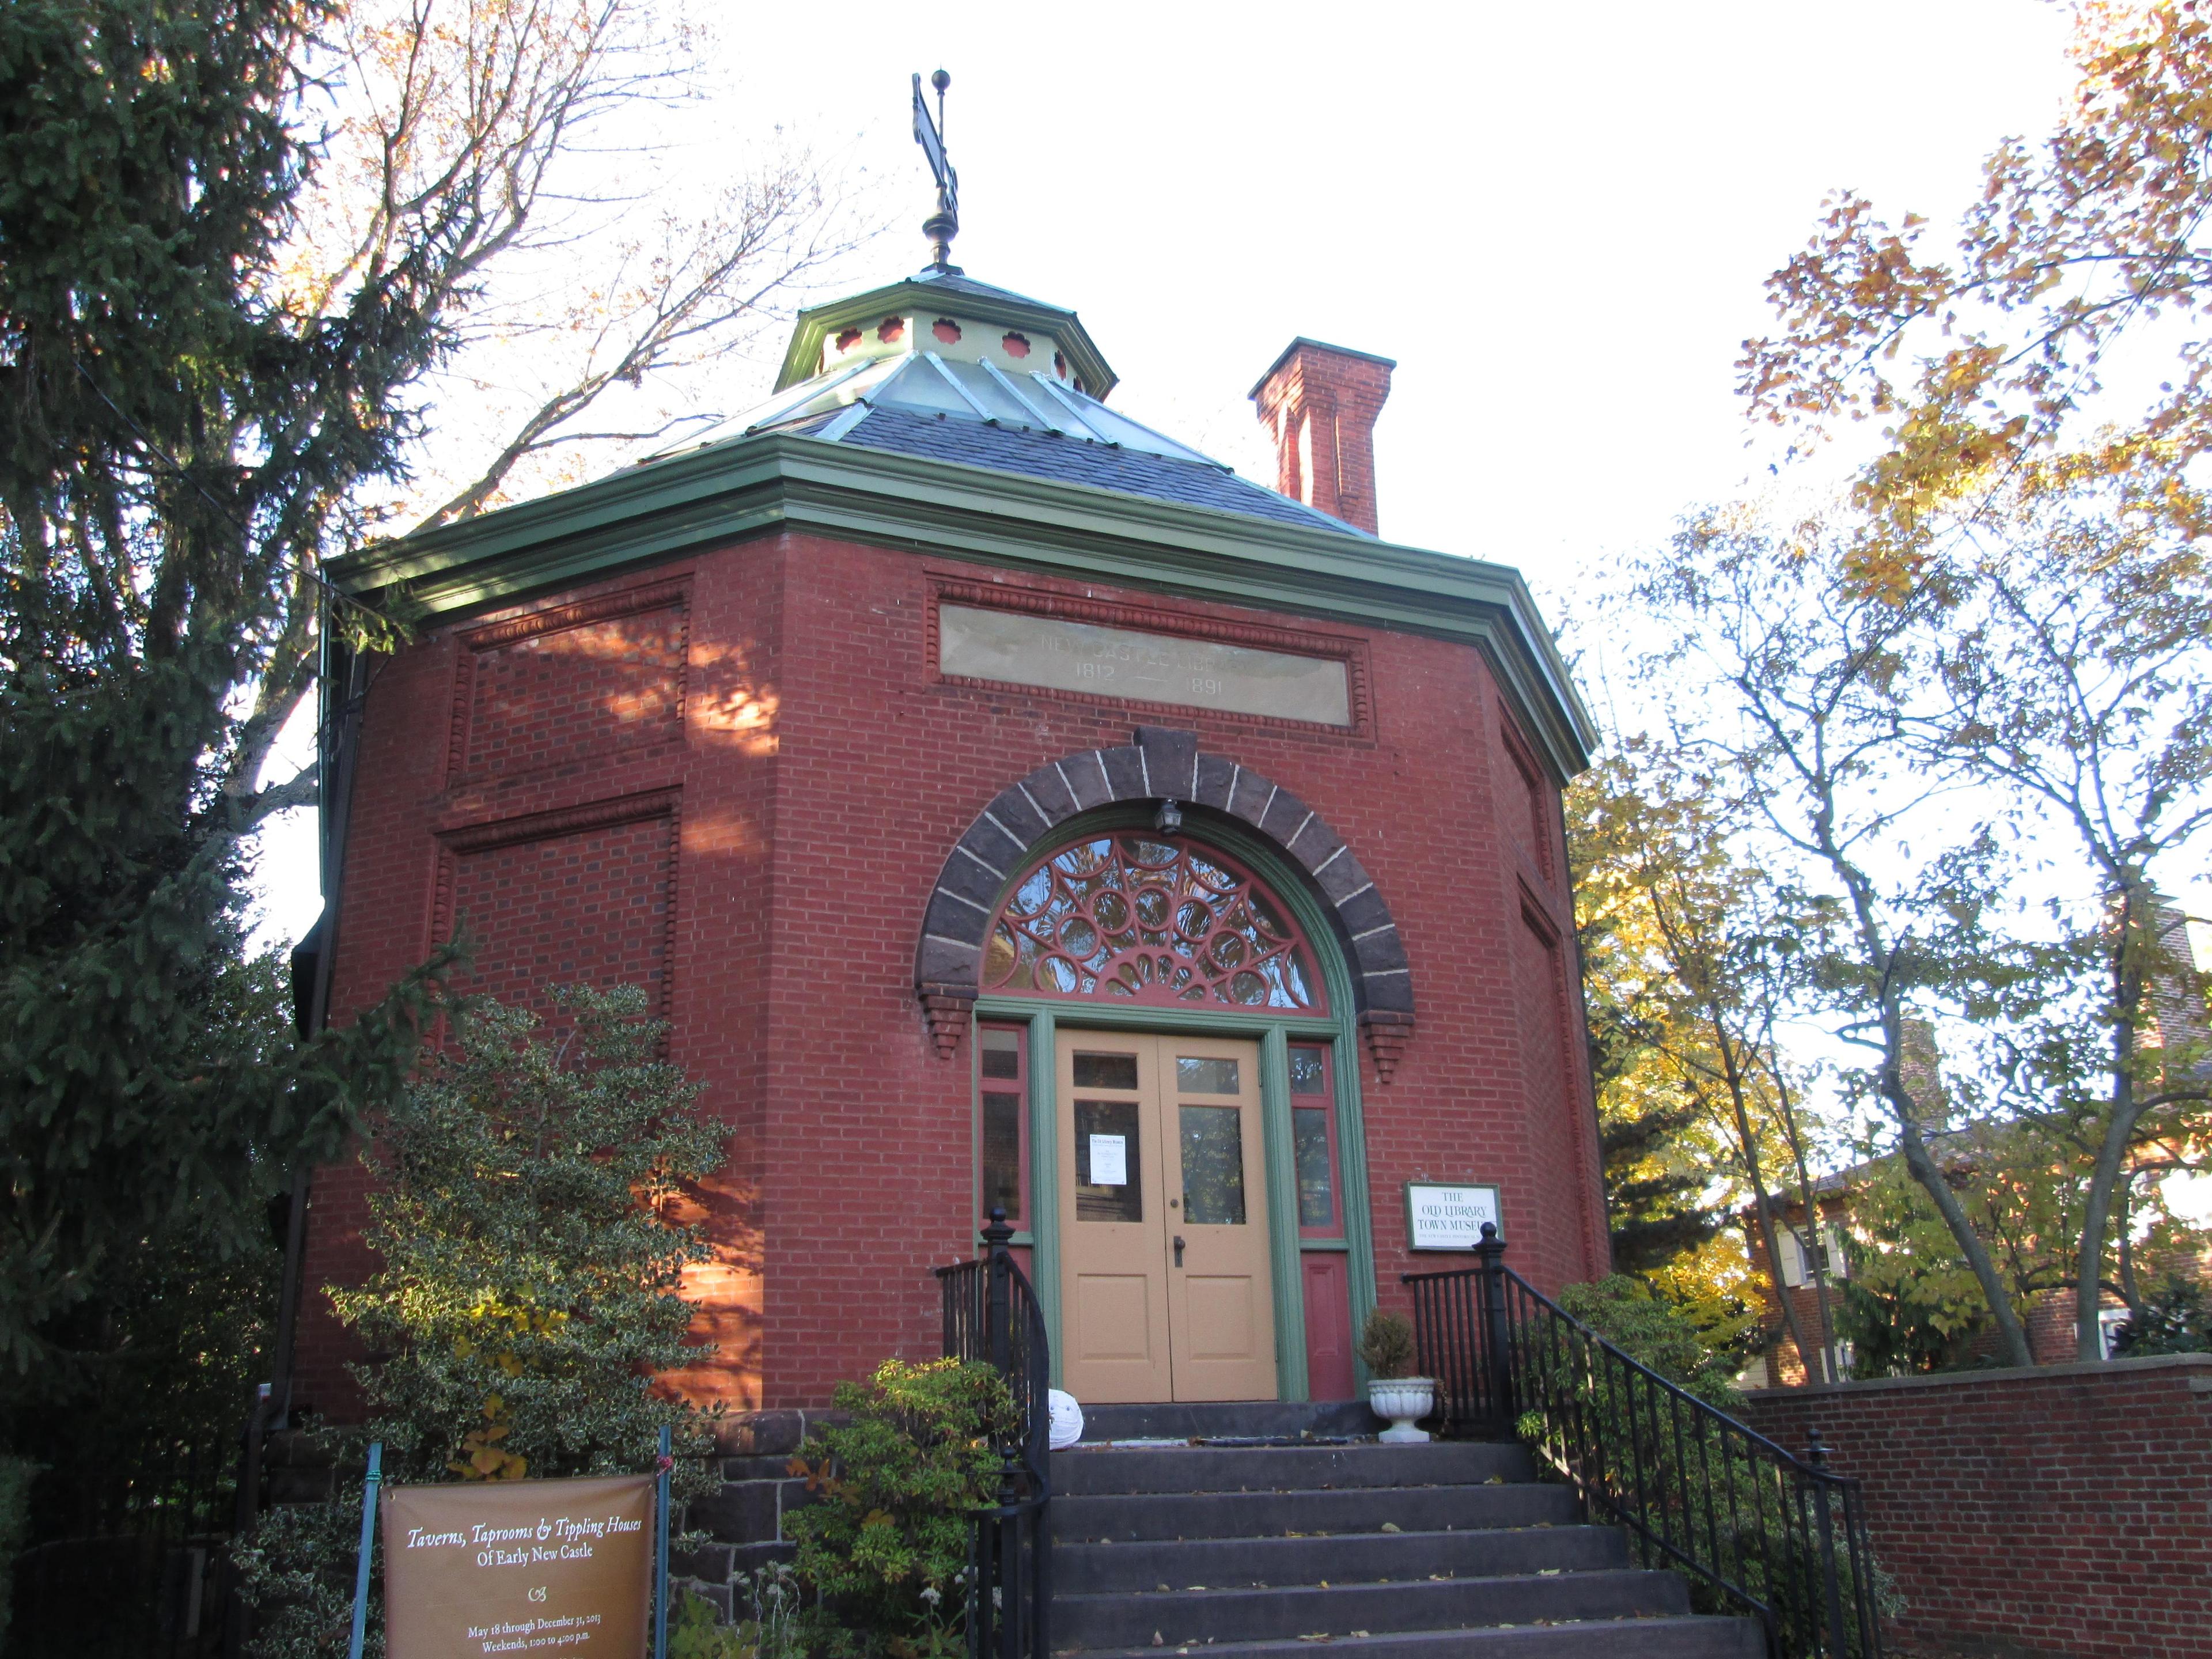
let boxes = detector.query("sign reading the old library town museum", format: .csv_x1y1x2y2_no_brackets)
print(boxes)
1404,1183,1503,1251
938,604,1353,726
382,1475,654,1658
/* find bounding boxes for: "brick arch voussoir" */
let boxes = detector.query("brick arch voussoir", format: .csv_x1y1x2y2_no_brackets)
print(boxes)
914,726,1415,1080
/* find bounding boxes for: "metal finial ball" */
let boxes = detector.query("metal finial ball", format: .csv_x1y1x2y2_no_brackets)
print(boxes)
931,69,950,94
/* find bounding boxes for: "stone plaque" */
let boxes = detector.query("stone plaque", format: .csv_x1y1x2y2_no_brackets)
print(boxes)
382,1474,654,1657
938,604,1351,726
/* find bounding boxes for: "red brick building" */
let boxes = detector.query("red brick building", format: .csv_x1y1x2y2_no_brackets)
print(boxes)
293,260,1604,1417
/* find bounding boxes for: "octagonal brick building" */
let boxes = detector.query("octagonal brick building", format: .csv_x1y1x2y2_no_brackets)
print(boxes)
291,263,1605,1416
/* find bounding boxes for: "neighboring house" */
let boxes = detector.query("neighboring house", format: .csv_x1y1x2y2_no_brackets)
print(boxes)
1741,913,2210,1386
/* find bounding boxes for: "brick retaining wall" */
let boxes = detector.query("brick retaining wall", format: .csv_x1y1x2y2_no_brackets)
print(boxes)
1737,1354,2212,1659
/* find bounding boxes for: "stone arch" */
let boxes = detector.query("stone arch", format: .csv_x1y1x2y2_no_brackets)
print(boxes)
915,725,1415,1078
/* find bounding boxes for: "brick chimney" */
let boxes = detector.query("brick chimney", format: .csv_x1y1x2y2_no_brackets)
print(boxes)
1249,338,1395,535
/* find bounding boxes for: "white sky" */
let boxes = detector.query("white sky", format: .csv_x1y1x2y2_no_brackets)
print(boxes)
250,0,2094,949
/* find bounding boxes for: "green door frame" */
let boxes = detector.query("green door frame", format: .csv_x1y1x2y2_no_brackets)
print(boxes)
965,808,1376,1400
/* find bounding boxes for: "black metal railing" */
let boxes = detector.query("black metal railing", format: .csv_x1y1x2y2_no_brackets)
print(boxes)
1406,1225,1884,1659
11,1431,243,1658
934,1209,1051,1659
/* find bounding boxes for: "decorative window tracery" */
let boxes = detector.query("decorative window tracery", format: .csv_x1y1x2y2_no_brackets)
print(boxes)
982,835,1324,1011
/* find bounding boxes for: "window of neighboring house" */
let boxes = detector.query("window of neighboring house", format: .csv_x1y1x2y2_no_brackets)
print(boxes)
1776,1223,1850,1289
979,1024,1028,1225
2099,1306,2131,1359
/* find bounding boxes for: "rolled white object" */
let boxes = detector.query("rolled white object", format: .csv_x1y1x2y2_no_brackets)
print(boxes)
1047,1389,1085,1450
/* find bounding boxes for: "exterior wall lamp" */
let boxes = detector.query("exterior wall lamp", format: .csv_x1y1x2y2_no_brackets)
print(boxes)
1153,798,1183,836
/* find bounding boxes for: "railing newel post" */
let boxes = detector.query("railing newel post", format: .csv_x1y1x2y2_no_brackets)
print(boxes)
1806,1429,1852,1658
1474,1222,1513,1433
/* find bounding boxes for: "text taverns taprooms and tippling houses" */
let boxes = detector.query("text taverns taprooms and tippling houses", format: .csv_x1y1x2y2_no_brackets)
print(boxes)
381,1475,656,1658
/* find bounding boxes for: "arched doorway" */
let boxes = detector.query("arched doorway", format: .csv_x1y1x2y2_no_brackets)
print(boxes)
965,809,1374,1405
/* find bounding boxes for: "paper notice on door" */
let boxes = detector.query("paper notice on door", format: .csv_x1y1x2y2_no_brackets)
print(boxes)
1088,1134,1128,1187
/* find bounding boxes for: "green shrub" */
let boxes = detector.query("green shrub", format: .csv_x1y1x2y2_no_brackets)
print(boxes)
234,1480,384,1659
1519,1276,1896,1655
1356,1309,1418,1380
784,1358,1013,1659
2110,1274,2212,1356
334,984,726,1492
669,1565,802,1659
1556,1275,1744,1408
238,985,726,1658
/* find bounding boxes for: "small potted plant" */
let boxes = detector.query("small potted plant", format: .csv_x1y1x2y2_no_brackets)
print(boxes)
1358,1308,1436,1442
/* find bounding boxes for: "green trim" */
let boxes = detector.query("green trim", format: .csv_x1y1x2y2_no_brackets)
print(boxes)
969,804,1377,1404
1335,1021,1378,1389
976,999,1338,1039
1298,1238,1351,1252
1260,1027,1307,1401
775,275,1117,397
1027,1003,1060,1390
327,434,1594,781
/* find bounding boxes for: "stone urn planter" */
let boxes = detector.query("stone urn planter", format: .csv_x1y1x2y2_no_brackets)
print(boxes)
1367,1377,1437,1443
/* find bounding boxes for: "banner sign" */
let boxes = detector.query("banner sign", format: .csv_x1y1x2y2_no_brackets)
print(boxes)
381,1474,655,1658
1403,1182,1503,1251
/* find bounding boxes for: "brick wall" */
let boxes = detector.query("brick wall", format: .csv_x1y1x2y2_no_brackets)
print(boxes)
299,528,1605,1415
1737,1354,2212,1659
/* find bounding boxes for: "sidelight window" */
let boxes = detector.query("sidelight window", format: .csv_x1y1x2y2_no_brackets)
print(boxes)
1290,1044,1340,1237
978,1025,1026,1223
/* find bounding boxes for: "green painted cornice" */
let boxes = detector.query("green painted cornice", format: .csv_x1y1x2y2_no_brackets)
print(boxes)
330,435,1597,779
774,275,1117,397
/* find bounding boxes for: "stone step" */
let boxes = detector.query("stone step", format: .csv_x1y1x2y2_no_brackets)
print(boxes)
1052,1568,1694,1649
1052,1524,1628,1595
1055,1482,1580,1542
1067,1616,1767,1659
1074,1401,1381,1443
1051,1442,1532,1497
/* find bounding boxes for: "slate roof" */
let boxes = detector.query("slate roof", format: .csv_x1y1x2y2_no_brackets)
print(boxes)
818,406,1357,533
656,265,1370,538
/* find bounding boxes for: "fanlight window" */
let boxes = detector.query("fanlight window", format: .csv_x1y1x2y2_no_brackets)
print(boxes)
983,835,1324,1011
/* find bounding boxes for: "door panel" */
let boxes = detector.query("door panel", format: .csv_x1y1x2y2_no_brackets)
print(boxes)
1072,1275,1157,1361
1056,1031,1276,1404
1161,1036,1275,1401
1056,1036,1172,1402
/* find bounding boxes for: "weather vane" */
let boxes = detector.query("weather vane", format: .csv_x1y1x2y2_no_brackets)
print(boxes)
912,69,960,272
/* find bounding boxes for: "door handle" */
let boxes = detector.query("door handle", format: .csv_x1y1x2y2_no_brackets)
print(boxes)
1173,1235,1185,1267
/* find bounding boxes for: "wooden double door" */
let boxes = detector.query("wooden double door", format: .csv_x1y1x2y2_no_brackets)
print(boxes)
1056,1032,1277,1403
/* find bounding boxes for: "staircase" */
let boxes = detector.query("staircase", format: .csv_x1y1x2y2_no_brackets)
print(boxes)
1049,1406,1762,1659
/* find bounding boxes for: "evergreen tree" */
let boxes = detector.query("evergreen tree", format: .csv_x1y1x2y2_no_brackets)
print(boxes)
0,0,451,1384
0,0,848,1394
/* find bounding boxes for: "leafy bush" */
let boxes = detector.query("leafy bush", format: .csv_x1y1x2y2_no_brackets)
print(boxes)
1356,1308,1418,1380
1556,1275,1743,1407
2111,1274,2212,1356
670,1565,803,1659
1516,1275,1897,1656
239,985,726,1658
236,1482,384,1659
1832,1273,1991,1376
335,984,726,1490
784,1358,1013,1659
